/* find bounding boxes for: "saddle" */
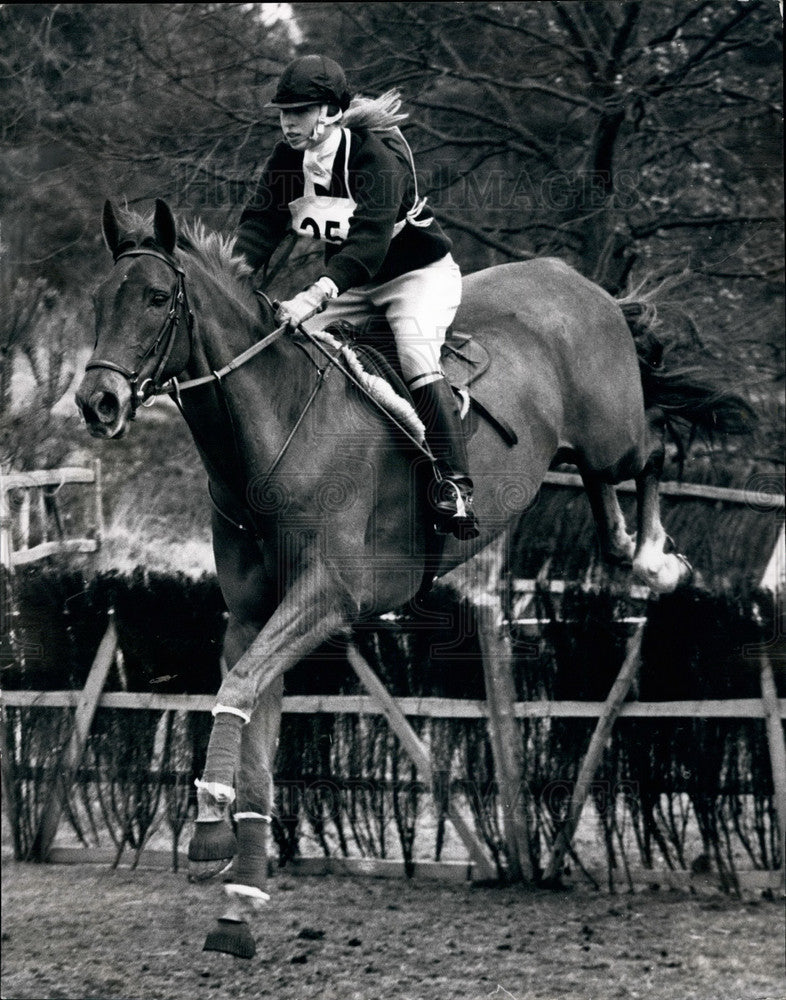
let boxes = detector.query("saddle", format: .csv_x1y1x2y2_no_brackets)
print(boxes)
323,320,517,448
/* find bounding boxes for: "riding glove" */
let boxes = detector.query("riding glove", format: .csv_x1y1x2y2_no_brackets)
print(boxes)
275,277,336,328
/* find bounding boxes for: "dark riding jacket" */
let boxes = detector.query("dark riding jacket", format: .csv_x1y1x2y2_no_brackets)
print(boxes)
235,127,452,293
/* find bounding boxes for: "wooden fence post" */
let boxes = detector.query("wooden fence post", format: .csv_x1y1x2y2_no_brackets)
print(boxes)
345,643,496,881
760,651,786,891
758,521,784,889
93,458,104,545
0,701,22,858
29,614,118,861
472,594,534,882
0,475,12,571
543,620,645,884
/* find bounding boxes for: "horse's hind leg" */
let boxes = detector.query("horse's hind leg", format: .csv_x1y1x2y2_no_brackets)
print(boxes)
581,473,636,567
630,420,692,593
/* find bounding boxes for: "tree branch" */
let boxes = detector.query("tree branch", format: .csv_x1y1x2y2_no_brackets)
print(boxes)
437,209,535,260
630,213,781,239
409,101,559,166
626,0,717,60
392,51,606,112
471,8,589,69
643,2,764,97
552,1,602,77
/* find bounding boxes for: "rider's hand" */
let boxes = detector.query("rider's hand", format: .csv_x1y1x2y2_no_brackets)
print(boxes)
275,279,335,329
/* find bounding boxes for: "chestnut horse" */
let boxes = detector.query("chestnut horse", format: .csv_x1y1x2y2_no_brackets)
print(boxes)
76,200,749,957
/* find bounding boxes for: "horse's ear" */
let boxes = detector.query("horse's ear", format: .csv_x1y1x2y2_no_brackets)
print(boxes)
153,199,177,255
102,200,121,257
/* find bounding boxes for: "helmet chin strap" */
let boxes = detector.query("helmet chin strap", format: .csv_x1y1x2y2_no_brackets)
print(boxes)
309,104,343,143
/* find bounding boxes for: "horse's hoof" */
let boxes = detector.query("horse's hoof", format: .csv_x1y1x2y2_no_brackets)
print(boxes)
633,552,693,594
188,819,237,862
203,918,255,959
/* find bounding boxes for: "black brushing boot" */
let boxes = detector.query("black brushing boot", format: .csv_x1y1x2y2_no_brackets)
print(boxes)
411,377,480,541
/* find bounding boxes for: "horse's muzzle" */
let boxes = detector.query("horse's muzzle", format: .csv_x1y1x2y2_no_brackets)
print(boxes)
75,370,132,438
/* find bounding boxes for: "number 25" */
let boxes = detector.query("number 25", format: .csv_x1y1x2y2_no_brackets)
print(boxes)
300,217,343,243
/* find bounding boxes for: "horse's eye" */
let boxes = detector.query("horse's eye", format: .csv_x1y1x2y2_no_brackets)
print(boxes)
150,292,169,307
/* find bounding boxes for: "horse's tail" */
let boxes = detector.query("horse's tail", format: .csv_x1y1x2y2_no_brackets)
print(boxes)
618,290,756,445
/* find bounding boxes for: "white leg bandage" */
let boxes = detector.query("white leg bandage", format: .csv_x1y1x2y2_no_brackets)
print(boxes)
212,704,251,724
195,779,236,806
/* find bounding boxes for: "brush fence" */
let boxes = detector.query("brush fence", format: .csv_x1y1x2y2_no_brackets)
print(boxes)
2,566,783,892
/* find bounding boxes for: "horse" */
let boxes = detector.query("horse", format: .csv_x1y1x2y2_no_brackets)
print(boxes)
75,199,750,958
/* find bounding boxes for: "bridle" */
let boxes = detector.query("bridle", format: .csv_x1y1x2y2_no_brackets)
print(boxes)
86,247,194,417
86,245,293,417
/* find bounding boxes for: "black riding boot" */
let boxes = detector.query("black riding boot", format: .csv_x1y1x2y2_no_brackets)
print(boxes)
411,378,480,541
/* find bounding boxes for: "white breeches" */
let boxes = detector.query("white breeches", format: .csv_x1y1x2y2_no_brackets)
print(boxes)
303,253,462,390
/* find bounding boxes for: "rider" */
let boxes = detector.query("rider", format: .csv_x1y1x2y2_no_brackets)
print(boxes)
234,54,479,540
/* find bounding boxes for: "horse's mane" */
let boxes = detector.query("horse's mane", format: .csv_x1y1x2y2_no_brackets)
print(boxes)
342,90,408,131
178,220,254,285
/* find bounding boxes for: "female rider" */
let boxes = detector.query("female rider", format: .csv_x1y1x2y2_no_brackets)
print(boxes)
234,54,479,540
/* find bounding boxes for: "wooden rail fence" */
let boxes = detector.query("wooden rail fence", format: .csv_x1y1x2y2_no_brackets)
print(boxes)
4,689,786,719
0,462,103,570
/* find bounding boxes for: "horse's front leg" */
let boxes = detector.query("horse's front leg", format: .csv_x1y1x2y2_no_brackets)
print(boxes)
193,564,349,958
189,615,283,882
203,660,283,959
188,616,257,874
204,569,349,774
190,562,350,849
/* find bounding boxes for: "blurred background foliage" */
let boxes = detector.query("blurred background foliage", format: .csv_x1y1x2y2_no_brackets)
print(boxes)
0,1,783,564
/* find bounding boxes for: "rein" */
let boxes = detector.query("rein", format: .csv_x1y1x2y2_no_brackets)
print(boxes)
158,323,287,403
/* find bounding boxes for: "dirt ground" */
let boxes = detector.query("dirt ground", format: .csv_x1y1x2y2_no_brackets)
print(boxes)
1,859,784,1000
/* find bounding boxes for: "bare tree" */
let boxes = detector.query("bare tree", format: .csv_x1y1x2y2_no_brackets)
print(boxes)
314,1,782,292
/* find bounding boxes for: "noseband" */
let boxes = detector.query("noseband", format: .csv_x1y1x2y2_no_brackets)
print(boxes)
86,247,194,416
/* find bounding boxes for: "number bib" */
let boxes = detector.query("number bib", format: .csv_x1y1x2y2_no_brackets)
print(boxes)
288,192,356,245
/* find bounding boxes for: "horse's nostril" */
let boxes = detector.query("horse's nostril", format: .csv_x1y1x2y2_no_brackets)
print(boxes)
93,391,120,424
78,389,120,428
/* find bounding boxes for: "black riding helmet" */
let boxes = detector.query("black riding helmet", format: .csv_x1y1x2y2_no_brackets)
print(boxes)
267,55,351,111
